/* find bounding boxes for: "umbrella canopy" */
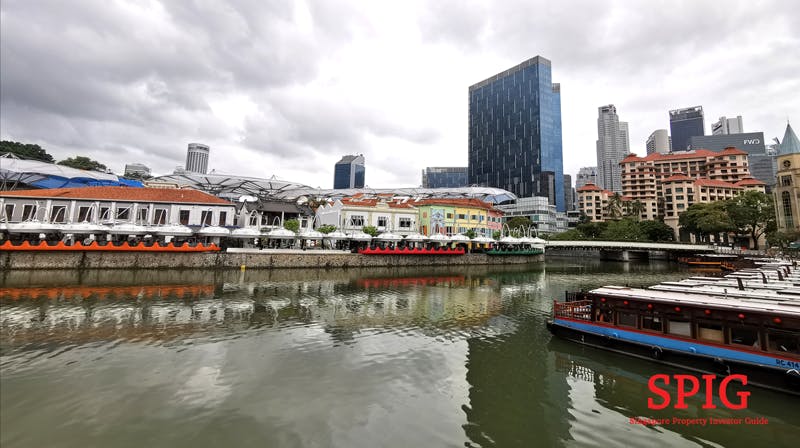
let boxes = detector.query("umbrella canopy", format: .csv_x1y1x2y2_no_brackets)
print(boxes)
427,233,450,244
197,226,231,237
449,233,470,243
107,223,149,235
531,237,547,247
348,231,373,241
324,229,348,240
298,229,325,240
154,225,194,236
377,231,403,242
230,227,262,238
471,236,495,244
498,236,521,244
60,221,107,234
266,227,296,239
518,236,535,245
403,232,427,242
6,220,62,233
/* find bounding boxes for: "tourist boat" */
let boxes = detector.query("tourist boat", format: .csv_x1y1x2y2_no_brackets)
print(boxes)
358,246,465,255
547,285,800,395
676,254,748,271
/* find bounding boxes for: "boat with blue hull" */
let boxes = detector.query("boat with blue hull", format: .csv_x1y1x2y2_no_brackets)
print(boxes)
547,285,800,395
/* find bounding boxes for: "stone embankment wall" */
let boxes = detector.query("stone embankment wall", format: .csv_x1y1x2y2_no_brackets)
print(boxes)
1,251,543,270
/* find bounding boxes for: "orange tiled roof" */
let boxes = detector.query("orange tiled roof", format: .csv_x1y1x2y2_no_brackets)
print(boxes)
340,198,415,209
0,186,232,205
663,174,693,182
414,198,494,210
576,183,602,192
719,147,748,155
694,178,741,188
734,177,766,186
621,154,644,163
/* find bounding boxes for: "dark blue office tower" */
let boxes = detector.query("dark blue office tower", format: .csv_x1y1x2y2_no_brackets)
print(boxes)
333,154,365,189
468,56,564,211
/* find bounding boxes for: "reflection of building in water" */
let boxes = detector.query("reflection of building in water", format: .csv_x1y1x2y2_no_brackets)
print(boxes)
462,325,571,446
1,275,506,346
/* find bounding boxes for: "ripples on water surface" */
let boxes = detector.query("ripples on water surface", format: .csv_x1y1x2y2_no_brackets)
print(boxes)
1,260,798,448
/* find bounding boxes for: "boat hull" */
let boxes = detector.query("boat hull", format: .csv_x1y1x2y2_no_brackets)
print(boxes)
547,318,800,396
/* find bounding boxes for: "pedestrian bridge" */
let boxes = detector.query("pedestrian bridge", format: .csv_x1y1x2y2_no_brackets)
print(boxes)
545,240,715,261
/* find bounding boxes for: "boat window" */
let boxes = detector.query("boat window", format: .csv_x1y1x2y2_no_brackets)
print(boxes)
767,331,800,356
730,326,759,348
642,315,663,332
668,319,692,337
697,322,724,343
617,312,637,328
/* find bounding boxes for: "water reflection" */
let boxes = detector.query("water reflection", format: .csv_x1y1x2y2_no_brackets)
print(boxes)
1,261,797,448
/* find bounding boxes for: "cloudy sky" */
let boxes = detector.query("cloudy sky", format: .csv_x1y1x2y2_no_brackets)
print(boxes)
1,0,798,188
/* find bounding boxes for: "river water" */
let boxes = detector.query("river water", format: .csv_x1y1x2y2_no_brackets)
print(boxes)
1,259,798,448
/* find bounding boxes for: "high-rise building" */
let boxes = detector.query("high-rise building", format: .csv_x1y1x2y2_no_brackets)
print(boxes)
575,167,598,189
421,167,468,188
563,174,574,211
124,163,151,178
468,55,564,211
711,116,743,135
595,105,629,193
333,154,365,189
669,106,705,151
185,143,209,174
646,129,671,155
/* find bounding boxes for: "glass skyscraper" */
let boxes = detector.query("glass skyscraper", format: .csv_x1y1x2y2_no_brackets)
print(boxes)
333,154,365,189
669,106,705,151
468,56,564,211
421,167,468,188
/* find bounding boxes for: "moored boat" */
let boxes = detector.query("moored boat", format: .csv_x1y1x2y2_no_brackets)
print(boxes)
547,285,800,395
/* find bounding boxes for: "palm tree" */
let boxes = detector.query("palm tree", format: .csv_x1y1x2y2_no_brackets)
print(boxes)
627,200,645,220
606,193,623,220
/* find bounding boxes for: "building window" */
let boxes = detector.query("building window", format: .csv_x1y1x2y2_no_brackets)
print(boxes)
377,216,388,227
399,218,411,228
349,215,364,226
218,211,227,226
201,210,213,226
446,213,453,219
781,176,792,187
457,213,466,220
179,210,190,225
154,209,168,225
138,208,148,224
445,226,453,234
116,208,130,220
77,206,92,222
783,191,793,227
50,206,67,223
99,207,110,221
21,204,35,221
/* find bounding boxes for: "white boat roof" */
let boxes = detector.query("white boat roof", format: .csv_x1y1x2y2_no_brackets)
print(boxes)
590,285,800,317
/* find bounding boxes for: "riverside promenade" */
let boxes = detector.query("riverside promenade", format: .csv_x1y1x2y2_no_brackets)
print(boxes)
0,249,543,271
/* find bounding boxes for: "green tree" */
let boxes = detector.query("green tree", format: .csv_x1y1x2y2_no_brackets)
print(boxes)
550,229,585,240
492,230,501,240
283,218,300,233
577,213,591,224
465,229,477,239
57,156,107,171
679,202,734,243
576,221,607,239
638,220,675,242
362,225,379,237
0,140,55,162
506,216,533,231
317,224,336,234
726,190,776,250
600,218,647,241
